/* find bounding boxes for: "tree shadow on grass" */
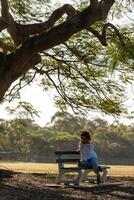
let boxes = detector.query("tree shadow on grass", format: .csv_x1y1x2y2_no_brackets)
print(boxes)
73,183,134,200
0,183,78,200
0,173,134,200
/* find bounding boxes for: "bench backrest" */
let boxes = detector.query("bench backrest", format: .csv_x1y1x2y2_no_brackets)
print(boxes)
55,151,80,169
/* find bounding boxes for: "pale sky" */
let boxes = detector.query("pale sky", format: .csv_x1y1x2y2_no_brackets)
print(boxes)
0,0,134,127
0,84,58,126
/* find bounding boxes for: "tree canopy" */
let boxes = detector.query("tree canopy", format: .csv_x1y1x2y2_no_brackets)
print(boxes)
0,0,134,117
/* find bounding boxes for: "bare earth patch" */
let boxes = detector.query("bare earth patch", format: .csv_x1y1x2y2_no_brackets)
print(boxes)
0,172,134,200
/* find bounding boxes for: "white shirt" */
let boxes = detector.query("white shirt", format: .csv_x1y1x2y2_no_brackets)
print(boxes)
79,142,97,161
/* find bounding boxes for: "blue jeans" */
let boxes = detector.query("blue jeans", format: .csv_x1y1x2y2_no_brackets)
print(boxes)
81,158,98,173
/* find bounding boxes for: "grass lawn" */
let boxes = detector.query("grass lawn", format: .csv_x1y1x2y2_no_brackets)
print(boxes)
0,162,134,177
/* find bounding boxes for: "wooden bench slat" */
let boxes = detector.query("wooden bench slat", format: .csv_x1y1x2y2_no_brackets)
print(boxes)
100,166,110,169
56,158,80,163
61,167,82,170
61,166,110,170
55,151,80,155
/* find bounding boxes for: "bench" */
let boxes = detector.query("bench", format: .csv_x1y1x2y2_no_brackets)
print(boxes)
55,151,110,185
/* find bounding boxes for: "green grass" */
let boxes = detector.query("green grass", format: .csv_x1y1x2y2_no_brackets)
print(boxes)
0,162,134,177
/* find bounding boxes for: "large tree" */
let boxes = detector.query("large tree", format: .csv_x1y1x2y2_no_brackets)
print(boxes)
0,0,133,116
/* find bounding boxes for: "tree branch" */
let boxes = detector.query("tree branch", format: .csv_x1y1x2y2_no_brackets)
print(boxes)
0,0,10,31
87,22,125,46
100,0,115,20
102,23,125,46
1,0,9,21
6,71,37,102
0,16,8,31
87,26,108,46
0,0,20,45
13,4,78,45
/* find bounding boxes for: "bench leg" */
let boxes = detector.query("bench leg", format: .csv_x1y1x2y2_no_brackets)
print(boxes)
80,170,89,182
56,170,65,184
100,168,108,183
56,170,84,185
73,170,85,185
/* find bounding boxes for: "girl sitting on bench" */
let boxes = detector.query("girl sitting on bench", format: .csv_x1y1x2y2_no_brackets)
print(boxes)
78,131,101,184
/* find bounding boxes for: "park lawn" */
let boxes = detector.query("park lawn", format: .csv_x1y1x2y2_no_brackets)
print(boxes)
0,162,134,177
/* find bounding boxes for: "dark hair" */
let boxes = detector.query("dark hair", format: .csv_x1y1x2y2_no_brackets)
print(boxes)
80,131,91,141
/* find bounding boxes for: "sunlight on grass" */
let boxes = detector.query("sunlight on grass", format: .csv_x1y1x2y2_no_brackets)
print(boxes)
109,165,134,177
0,162,134,177
0,162,58,174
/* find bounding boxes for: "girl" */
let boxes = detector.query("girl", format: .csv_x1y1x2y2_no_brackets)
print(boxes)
79,131,100,184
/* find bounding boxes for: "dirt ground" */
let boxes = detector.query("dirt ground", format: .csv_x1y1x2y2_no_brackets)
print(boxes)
0,171,134,200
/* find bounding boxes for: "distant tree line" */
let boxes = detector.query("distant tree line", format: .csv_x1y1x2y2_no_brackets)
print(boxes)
0,111,134,165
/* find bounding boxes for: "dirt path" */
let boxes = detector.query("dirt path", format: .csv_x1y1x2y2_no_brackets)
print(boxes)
0,173,134,200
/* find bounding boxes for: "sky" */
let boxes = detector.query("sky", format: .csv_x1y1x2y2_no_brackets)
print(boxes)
0,84,58,126
0,0,134,127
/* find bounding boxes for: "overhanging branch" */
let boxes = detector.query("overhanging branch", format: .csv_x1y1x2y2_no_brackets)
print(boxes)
87,23,125,46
